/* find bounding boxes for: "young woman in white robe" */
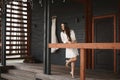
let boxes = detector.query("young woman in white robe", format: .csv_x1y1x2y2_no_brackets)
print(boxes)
60,23,79,78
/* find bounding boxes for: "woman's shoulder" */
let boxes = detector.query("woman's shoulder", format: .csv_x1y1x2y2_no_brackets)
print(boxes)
61,31,63,33
60,31,64,35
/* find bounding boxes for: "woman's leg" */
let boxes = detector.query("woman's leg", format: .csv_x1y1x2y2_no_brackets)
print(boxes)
70,62,75,78
66,57,77,67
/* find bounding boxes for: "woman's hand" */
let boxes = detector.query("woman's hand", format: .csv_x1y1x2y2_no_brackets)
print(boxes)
72,40,77,43
66,40,77,44
71,40,77,44
66,41,71,44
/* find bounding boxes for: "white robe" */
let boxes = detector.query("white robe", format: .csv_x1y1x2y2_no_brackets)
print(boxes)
60,30,79,58
51,16,59,53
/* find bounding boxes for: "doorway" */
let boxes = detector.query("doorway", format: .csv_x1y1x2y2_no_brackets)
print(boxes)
92,14,116,71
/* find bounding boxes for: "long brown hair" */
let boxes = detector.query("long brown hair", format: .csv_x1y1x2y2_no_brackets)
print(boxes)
61,22,72,41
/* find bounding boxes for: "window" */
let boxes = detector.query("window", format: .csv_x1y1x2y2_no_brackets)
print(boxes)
4,0,29,59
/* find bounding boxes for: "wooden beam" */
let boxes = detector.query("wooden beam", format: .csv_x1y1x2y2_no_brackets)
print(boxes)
6,21,27,25
6,12,27,16
6,17,27,20
7,3,27,8
6,26,28,28
7,7,27,12
6,40,27,41
93,14,116,19
49,43,120,49
5,53,27,56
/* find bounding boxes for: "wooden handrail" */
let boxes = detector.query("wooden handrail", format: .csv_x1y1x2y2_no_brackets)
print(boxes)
49,43,120,49
48,43,120,80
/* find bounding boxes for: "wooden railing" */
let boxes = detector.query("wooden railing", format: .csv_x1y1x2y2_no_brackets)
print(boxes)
49,43,120,80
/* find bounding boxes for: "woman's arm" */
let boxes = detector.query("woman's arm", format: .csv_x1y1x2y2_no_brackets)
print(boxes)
71,30,77,43
60,32,68,43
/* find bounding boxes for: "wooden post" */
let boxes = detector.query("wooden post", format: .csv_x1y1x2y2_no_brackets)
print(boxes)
113,15,117,73
80,49,85,80
114,49,117,73
92,18,95,70
92,49,94,70
27,1,32,56
85,0,93,69
119,0,120,73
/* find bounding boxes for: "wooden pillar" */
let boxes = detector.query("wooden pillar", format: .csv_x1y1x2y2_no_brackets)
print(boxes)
92,17,94,70
27,1,32,56
1,0,7,66
84,0,93,69
118,0,120,72
114,50,117,73
114,15,117,73
80,49,85,80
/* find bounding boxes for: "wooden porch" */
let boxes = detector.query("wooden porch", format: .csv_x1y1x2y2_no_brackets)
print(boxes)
49,43,120,80
0,0,120,80
1,63,120,80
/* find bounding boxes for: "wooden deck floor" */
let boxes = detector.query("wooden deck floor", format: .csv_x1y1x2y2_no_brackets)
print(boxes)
6,63,120,80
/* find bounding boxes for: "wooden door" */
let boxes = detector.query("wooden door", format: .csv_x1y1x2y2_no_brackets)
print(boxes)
92,14,116,71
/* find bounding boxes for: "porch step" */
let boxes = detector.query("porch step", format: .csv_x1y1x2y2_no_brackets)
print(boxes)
9,69,36,79
1,69,36,80
1,73,32,80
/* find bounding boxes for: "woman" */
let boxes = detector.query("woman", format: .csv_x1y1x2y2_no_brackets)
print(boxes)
60,22,79,78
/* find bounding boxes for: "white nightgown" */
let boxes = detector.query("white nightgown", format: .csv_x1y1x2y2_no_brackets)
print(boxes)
60,30,79,58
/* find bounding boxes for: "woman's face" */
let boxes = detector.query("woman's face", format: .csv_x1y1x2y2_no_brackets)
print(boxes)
61,23,65,30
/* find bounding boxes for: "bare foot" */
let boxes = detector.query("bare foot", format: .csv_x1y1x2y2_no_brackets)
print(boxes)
70,72,75,78
66,60,70,68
